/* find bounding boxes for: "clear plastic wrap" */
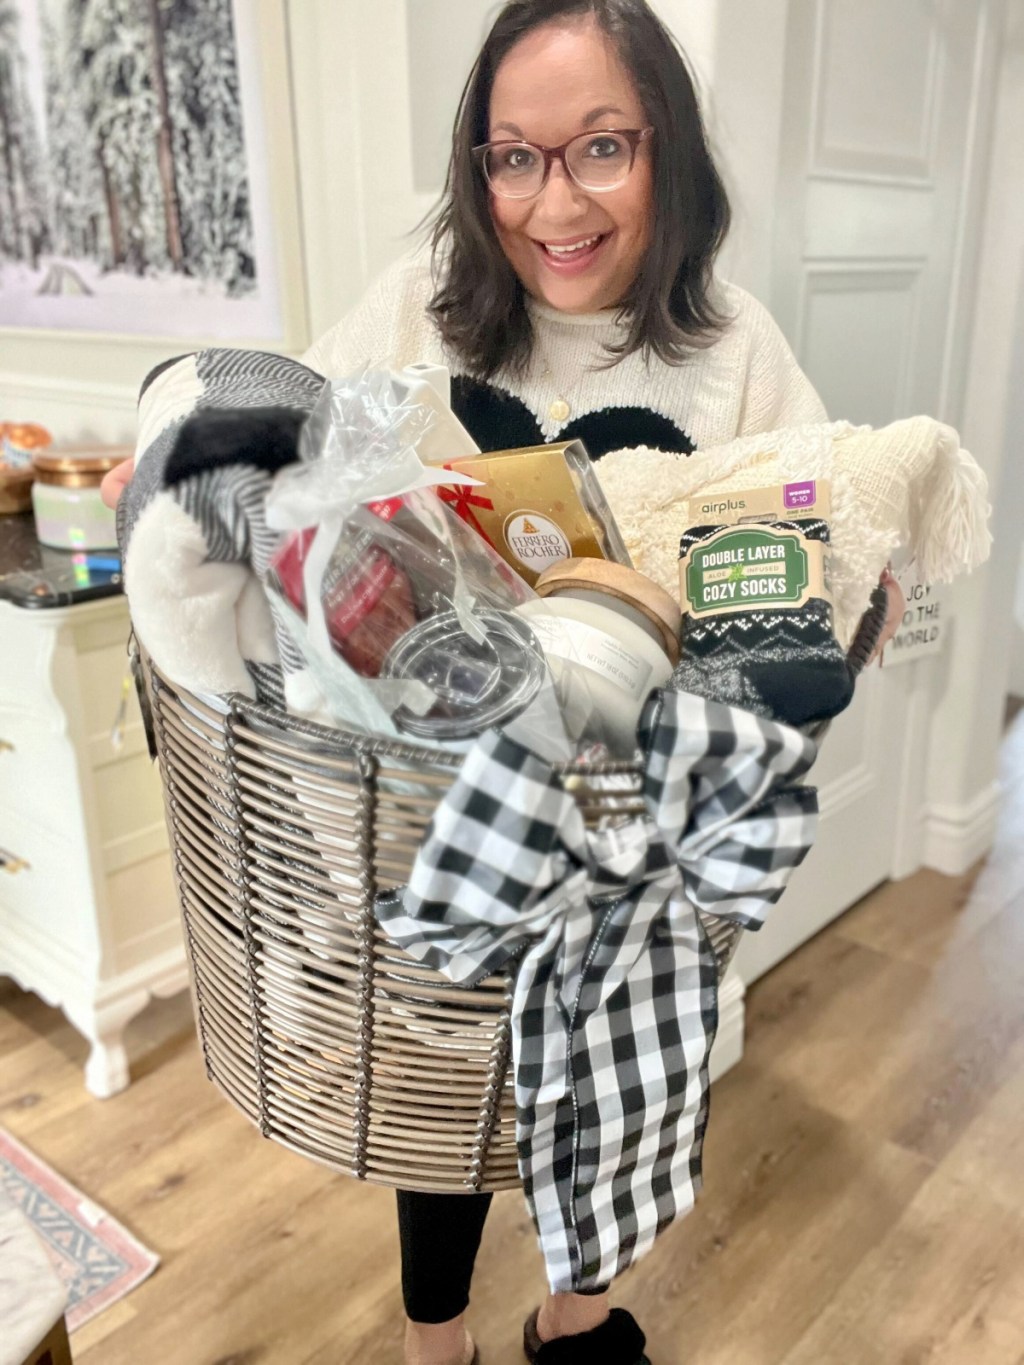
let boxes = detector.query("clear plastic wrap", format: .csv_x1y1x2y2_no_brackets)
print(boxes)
264,371,575,759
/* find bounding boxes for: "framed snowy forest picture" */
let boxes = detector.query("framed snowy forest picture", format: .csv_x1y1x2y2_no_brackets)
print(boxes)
0,0,300,341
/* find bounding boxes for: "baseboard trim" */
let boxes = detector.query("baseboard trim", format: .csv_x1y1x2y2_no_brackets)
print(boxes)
922,780,1001,875
709,968,745,1081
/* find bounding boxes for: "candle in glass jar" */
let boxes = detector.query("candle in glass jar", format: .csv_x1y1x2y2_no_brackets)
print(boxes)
31,446,130,551
517,558,681,756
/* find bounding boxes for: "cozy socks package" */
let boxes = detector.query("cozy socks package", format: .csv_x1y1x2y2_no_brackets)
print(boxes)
674,480,854,726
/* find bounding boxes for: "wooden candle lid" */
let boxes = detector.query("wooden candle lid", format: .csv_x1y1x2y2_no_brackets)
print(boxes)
534,558,682,664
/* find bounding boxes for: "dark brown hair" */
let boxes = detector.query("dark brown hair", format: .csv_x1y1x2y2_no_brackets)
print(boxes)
426,0,732,380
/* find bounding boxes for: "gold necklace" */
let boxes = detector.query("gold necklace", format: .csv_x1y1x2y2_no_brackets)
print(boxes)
535,341,581,424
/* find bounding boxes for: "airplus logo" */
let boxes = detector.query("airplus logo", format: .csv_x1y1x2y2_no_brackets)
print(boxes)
503,511,571,570
698,498,746,517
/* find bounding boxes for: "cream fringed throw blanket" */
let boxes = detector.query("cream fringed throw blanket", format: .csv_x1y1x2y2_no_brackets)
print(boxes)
595,417,992,648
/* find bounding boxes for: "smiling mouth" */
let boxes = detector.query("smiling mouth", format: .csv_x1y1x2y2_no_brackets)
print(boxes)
543,233,602,254
534,233,609,268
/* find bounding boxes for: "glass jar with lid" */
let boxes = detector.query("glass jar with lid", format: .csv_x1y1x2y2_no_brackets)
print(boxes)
31,446,132,551
516,557,682,757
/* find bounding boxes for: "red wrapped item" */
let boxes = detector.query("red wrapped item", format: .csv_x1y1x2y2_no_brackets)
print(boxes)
273,520,417,678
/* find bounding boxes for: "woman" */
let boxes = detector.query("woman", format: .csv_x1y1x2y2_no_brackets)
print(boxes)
106,3,903,1361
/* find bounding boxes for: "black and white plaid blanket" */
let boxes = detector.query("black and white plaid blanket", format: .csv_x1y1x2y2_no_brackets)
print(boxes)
377,687,819,1292
121,348,327,708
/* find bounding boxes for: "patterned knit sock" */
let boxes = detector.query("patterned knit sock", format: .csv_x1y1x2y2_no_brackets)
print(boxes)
673,517,854,726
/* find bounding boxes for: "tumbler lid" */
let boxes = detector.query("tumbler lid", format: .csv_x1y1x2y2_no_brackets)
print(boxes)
383,608,544,740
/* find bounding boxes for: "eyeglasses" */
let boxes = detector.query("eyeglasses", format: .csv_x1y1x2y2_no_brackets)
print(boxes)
473,127,654,200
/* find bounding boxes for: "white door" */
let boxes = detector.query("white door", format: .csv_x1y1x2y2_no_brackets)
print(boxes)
733,0,1003,982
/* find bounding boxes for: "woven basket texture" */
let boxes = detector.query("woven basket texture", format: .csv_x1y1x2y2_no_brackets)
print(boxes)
145,585,887,1193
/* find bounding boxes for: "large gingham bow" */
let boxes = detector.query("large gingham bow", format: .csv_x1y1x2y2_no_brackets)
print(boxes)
377,689,819,1293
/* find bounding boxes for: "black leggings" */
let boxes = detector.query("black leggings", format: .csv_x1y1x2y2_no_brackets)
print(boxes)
397,1190,494,1323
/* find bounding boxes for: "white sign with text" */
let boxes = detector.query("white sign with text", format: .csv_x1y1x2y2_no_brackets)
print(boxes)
886,568,948,666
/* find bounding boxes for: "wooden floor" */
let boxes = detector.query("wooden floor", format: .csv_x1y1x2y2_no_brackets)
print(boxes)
3,714,1024,1365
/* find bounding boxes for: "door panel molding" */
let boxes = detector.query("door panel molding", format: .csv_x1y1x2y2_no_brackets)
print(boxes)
811,0,945,179
796,268,923,420
808,169,936,190
804,181,935,259
816,766,877,819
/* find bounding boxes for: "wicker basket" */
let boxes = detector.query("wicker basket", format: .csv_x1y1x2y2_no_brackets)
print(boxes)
144,587,887,1194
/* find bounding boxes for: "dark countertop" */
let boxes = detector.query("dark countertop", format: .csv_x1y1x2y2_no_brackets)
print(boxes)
0,513,122,609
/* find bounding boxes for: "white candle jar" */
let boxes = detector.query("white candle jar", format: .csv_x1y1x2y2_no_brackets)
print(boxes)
31,447,131,551
517,558,681,757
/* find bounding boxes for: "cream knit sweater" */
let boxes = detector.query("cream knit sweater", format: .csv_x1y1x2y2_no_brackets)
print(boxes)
303,249,827,456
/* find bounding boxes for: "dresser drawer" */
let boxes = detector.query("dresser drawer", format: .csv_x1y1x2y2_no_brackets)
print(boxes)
0,805,96,951
0,728,81,842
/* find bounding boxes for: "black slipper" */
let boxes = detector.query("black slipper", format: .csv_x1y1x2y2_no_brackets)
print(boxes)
523,1307,650,1364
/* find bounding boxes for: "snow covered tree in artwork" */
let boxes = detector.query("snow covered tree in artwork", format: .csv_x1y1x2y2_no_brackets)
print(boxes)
42,0,104,261
165,0,255,296
75,0,254,290
0,0,52,268
1,0,262,322
80,0,170,273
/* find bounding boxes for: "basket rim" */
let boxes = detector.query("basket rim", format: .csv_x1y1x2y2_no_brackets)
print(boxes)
158,671,644,778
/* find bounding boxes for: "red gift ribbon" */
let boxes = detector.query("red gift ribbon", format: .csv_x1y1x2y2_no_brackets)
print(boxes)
435,469,497,549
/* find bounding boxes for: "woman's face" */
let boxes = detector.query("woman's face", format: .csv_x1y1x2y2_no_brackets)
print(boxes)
487,18,654,315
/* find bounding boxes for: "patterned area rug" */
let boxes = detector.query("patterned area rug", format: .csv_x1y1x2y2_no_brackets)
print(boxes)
0,1128,159,1331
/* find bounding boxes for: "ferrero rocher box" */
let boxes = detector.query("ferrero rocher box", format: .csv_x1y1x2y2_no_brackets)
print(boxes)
427,441,631,586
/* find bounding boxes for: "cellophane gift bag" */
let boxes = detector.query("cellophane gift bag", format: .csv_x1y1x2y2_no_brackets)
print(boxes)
264,369,574,760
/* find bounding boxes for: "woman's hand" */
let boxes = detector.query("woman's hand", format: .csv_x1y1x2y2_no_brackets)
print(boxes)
869,566,906,665
100,457,135,510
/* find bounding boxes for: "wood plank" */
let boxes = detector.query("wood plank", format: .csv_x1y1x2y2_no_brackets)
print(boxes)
604,1068,931,1365
933,1034,1024,1219
831,863,993,968
780,1167,1024,1365
0,721,1020,1364
741,893,1024,1165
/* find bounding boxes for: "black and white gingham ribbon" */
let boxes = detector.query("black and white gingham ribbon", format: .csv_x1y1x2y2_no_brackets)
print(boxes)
377,688,819,1292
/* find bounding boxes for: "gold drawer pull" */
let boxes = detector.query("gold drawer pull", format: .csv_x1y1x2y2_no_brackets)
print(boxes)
0,740,13,753
0,851,29,874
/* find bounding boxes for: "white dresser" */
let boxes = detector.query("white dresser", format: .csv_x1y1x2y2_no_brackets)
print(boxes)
0,590,187,1096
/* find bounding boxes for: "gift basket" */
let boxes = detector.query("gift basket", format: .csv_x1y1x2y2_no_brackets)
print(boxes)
131,361,898,1199
144,614,879,1193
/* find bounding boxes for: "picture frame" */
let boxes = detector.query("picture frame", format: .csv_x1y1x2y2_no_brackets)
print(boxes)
0,0,309,390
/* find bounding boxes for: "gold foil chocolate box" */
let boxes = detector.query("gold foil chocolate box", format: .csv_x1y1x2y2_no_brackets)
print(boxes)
428,441,631,586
